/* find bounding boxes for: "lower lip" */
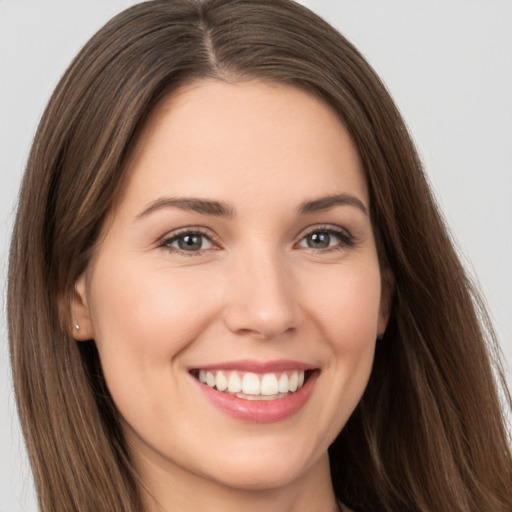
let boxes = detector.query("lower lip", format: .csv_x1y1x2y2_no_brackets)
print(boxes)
194,372,318,423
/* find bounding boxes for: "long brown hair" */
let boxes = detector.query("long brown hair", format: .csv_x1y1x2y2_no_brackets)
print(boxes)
8,1,512,511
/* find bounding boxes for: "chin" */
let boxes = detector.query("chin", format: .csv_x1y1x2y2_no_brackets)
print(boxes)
195,436,330,491
206,459,315,491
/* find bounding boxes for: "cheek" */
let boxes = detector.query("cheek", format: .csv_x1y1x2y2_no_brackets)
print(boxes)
306,261,383,351
310,261,381,409
86,257,221,390
291,261,382,442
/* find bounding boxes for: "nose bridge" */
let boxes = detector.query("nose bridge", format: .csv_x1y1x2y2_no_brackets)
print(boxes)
223,242,299,339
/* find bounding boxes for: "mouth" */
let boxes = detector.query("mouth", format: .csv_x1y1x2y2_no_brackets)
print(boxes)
190,368,315,401
189,361,319,423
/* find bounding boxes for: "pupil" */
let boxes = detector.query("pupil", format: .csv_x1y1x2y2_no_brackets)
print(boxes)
179,234,202,251
308,232,330,248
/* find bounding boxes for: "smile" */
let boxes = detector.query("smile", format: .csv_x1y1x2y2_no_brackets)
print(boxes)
190,361,318,423
194,369,309,400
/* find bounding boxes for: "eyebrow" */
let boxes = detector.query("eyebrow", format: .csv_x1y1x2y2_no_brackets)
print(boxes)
137,197,236,219
137,192,368,220
299,193,368,216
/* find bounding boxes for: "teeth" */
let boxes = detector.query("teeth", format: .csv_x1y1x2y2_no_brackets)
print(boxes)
289,371,298,392
242,372,260,395
278,373,289,393
197,369,307,397
215,371,228,391
261,374,278,395
228,372,242,393
206,371,215,388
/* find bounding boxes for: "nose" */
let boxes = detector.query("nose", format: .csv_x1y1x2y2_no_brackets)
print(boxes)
222,250,301,340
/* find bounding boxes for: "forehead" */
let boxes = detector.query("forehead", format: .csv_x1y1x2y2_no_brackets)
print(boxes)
121,79,367,212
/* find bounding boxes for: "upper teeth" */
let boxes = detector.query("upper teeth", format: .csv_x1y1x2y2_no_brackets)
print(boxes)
198,370,306,397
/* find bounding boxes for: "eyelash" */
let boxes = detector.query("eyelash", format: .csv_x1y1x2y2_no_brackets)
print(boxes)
158,225,354,256
295,225,355,253
158,227,221,256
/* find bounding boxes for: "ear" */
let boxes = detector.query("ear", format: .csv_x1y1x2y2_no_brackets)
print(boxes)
70,273,95,341
377,268,394,336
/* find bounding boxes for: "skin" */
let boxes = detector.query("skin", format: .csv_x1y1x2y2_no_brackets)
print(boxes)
73,80,390,512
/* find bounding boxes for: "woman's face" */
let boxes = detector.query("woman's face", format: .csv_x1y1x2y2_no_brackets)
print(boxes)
74,80,389,496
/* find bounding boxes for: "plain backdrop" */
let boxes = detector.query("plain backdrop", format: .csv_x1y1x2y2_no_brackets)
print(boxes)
1,1,511,510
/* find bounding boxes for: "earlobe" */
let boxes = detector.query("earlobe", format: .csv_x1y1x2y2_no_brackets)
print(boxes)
71,274,95,341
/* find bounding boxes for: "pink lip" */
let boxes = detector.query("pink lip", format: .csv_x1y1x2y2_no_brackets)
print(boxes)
190,359,317,373
190,362,319,424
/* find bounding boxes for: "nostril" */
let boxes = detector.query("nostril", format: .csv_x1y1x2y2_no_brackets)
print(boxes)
222,275,301,339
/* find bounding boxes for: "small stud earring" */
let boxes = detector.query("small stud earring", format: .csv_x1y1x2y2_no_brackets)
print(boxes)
74,324,80,331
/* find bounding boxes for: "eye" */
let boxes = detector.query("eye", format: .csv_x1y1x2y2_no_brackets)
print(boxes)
160,229,215,253
296,227,353,251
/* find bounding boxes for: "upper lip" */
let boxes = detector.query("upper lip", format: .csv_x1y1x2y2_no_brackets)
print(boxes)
189,359,317,373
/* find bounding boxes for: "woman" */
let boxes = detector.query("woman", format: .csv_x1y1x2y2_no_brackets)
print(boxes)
7,1,512,511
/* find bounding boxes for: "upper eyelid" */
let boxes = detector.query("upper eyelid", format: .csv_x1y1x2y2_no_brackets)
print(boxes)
294,225,355,251
296,223,352,240
157,223,352,249
158,226,219,246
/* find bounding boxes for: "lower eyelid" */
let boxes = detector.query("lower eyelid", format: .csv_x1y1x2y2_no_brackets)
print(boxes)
157,226,354,253
174,234,213,249
297,227,353,246
158,228,217,251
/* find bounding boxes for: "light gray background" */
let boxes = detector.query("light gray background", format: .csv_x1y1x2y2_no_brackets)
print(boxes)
1,1,511,510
